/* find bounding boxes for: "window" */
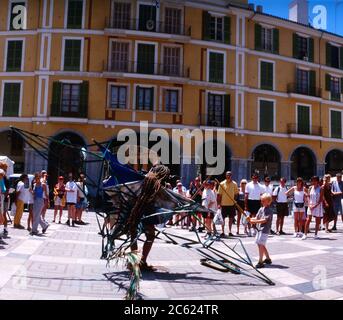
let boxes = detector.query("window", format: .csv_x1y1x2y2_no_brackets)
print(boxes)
164,7,181,34
62,83,81,113
109,85,127,109
6,40,23,72
293,34,314,62
164,89,179,112
331,77,341,101
259,100,274,132
331,110,342,139
207,94,230,127
136,43,155,74
63,39,82,71
111,2,131,29
296,69,316,96
202,12,230,44
297,105,310,135
163,47,181,76
136,86,154,111
2,83,21,117
260,61,274,90
110,41,130,72
138,4,156,32
66,0,84,29
255,24,279,54
326,43,343,69
9,2,25,30
208,52,224,83
262,28,272,52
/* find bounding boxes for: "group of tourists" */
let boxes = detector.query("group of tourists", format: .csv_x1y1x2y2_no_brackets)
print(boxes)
0,163,88,239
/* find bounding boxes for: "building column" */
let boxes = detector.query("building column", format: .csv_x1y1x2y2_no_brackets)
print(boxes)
281,161,291,181
317,163,326,177
231,158,249,183
24,148,48,174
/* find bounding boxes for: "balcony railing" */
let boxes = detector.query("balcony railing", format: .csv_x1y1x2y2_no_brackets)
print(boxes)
199,114,234,128
104,60,190,78
105,18,191,36
287,123,322,136
51,104,88,118
287,83,322,98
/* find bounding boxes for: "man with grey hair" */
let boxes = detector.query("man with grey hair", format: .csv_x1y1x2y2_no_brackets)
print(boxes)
332,173,343,231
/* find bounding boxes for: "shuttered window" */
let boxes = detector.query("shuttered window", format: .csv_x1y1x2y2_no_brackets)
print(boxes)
137,43,155,74
331,110,342,139
163,47,181,77
109,85,127,109
164,7,181,34
293,34,314,62
136,86,154,111
203,11,230,44
6,40,23,71
111,2,131,29
165,89,179,112
67,0,83,29
207,94,230,128
2,83,21,117
63,39,82,71
110,41,129,72
255,24,279,54
297,105,310,135
259,100,274,132
326,43,342,69
260,61,274,90
209,52,224,83
138,4,156,31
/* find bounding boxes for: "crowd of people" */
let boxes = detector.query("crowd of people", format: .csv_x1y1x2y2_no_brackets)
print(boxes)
0,163,88,240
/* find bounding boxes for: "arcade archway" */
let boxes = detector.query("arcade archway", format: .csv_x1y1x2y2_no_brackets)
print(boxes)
0,130,25,173
251,144,281,180
291,147,316,180
325,149,343,176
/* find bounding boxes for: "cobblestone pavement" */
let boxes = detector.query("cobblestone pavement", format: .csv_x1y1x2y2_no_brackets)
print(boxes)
1,209,343,300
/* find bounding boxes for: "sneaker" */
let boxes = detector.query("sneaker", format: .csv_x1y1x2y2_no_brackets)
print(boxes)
298,232,303,238
14,224,25,230
65,220,70,226
279,231,286,235
79,221,86,225
270,230,276,235
255,262,264,269
263,258,272,265
27,227,32,232
72,221,76,227
220,233,226,238
314,235,319,240
42,225,49,234
58,221,61,224
3,229,8,236
228,232,234,237
30,231,39,236
331,226,337,231
197,227,204,233
52,220,55,223
301,234,307,240
189,227,196,232
292,233,298,238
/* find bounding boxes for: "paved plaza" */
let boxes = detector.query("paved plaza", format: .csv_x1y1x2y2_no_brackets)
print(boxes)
1,209,343,300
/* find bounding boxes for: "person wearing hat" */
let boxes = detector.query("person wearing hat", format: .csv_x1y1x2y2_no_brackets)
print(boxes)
332,173,343,230
53,176,66,224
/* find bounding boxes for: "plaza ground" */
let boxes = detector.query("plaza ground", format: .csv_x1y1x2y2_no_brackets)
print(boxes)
1,209,343,300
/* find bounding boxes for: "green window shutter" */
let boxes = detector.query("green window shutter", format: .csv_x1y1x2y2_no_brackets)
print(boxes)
255,23,262,50
6,40,23,72
309,70,316,96
136,86,140,109
202,11,211,40
51,82,62,116
340,47,343,70
272,28,279,54
224,16,231,44
297,105,310,135
79,81,89,117
259,100,274,132
293,33,299,58
67,0,83,29
209,52,224,83
64,39,81,71
326,43,332,66
3,83,20,117
260,61,273,90
326,74,331,91
223,94,230,127
341,77,343,94
308,38,314,62
137,44,155,74
331,110,342,138
149,88,154,110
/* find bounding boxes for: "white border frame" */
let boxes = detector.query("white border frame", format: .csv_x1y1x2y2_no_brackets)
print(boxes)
7,0,28,31
159,86,182,113
39,33,51,70
0,79,24,117
61,36,85,71
108,39,132,71
206,49,227,84
134,40,158,74
42,0,54,28
64,0,86,29
329,107,343,139
295,102,312,134
258,58,275,91
257,97,276,133
107,82,130,110
3,37,25,72
133,83,157,111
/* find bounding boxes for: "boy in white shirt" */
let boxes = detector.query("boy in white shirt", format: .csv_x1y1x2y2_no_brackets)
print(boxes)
202,180,217,238
65,173,77,227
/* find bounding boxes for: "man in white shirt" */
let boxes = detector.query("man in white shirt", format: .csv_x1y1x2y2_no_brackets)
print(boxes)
65,172,77,227
245,173,264,217
272,177,289,235
263,176,274,195
14,174,28,229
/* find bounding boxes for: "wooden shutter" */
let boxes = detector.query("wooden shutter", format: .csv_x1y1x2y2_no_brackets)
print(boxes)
223,94,230,127
255,23,262,50
209,52,223,83
272,28,279,54
341,77,343,94
149,87,154,110
259,100,274,132
326,74,331,91
2,83,20,117
308,38,314,62
261,61,273,90
64,39,81,71
79,81,89,118
326,43,332,67
51,82,62,116
67,0,83,29
6,41,23,72
297,105,310,134
293,33,299,58
331,110,342,138
224,16,231,44
202,11,211,40
340,47,343,70
309,70,316,96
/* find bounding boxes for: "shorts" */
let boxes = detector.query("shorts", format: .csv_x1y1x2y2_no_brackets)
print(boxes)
221,206,236,219
276,203,289,217
292,203,305,213
66,202,76,206
248,200,261,215
333,200,342,215
54,197,64,207
255,231,268,245
76,199,87,210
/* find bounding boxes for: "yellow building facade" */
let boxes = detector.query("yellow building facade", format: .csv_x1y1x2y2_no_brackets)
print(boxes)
0,0,342,189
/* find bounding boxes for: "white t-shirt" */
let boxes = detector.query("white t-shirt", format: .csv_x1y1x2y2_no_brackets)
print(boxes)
76,181,88,198
263,184,274,195
173,186,187,193
16,181,26,202
246,182,264,200
273,185,288,203
202,188,217,211
65,181,77,204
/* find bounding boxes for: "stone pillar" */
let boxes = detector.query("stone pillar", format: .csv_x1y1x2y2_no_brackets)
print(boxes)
24,148,48,174
85,152,104,197
281,161,291,181
231,158,249,183
317,163,326,178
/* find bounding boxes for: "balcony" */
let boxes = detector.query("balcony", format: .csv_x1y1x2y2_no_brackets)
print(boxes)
287,123,322,136
51,104,88,119
103,60,190,78
199,114,234,128
287,83,322,98
105,18,191,36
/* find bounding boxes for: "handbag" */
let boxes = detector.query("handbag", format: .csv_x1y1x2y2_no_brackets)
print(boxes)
294,202,304,208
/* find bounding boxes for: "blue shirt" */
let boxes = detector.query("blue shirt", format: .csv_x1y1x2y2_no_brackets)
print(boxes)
0,179,6,194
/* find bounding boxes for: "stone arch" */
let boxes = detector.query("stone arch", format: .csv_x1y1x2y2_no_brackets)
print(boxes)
325,149,343,176
251,144,281,180
290,146,317,181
